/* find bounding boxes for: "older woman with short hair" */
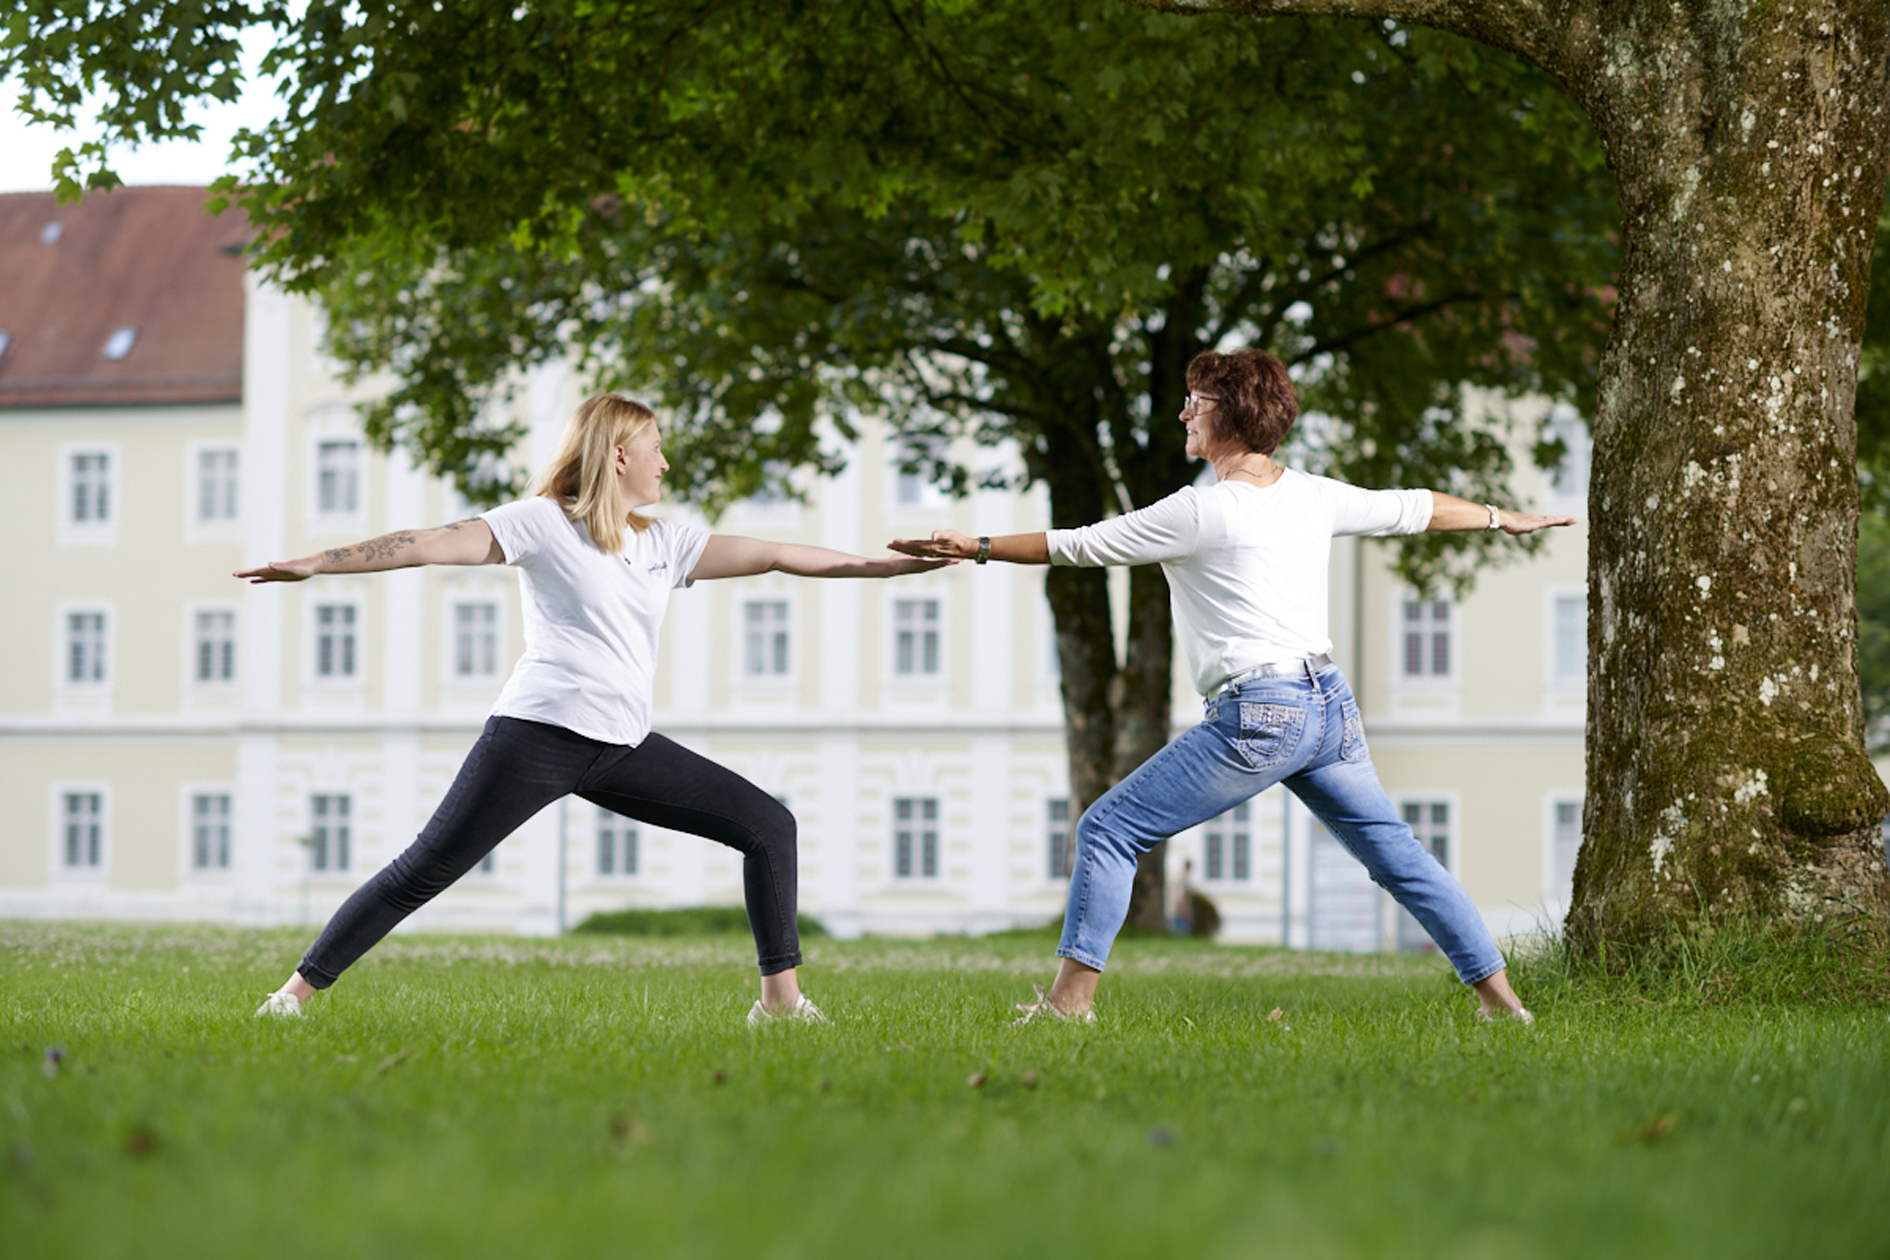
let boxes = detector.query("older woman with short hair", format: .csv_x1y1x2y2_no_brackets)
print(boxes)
894,348,1571,1023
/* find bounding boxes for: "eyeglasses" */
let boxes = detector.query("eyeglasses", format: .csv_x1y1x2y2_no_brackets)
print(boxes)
1182,393,1219,412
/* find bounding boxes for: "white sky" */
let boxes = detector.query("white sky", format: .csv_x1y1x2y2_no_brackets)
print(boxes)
0,28,283,194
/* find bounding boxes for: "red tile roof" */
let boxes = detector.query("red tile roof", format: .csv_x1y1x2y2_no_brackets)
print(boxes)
0,186,250,407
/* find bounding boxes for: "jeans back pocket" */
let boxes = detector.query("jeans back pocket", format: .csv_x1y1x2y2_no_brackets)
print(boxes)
1237,701,1306,771
1340,697,1369,763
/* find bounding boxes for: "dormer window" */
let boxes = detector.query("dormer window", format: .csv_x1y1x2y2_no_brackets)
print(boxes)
40,221,63,245
102,328,137,360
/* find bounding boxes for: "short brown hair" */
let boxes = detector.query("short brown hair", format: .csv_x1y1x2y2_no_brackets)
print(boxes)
1186,348,1298,455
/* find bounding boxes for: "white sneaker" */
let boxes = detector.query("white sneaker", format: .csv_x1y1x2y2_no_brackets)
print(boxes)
1475,1005,1535,1025
255,991,304,1019
1012,982,1096,1027
746,995,827,1027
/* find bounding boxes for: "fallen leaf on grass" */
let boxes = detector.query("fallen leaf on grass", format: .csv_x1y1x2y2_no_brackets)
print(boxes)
125,1128,157,1158
609,1114,652,1151
1020,1068,1039,1089
1619,1111,1679,1144
966,1071,988,1089
376,1048,416,1073
1268,1008,1284,1022
712,1070,726,1085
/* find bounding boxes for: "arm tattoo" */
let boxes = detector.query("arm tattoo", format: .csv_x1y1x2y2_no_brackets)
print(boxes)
359,531,419,563
324,547,353,567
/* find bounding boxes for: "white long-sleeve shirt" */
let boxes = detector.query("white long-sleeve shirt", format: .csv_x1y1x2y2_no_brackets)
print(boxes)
1046,470,1432,695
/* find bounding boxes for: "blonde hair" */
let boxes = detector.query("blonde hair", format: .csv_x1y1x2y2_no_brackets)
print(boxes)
533,393,657,553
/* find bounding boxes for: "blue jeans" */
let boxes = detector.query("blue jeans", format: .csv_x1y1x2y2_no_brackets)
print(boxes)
1058,662,1506,986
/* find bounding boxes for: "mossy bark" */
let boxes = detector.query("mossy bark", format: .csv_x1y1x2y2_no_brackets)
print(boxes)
1171,0,1890,956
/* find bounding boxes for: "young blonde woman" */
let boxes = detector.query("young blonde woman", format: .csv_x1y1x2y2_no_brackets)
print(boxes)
894,348,1573,1025
241,394,948,1025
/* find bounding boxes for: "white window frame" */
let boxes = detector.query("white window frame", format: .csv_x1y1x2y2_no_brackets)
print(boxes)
309,599,363,687
57,442,119,546
49,783,110,881
450,598,502,681
892,796,941,881
184,440,243,541
891,595,945,681
186,603,240,689
1542,404,1591,514
1201,800,1256,883
180,785,236,878
308,793,353,875
305,421,367,534
739,596,795,682
56,603,112,693
1395,594,1457,682
595,806,640,880
886,445,950,515
1393,793,1460,878
1543,586,1588,710
1047,798,1072,881
1543,792,1585,914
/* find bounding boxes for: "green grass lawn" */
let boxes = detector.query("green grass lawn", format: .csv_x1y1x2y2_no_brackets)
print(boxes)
2,921,1886,1259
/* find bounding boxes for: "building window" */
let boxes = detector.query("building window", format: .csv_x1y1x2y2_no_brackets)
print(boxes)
314,604,358,678
310,794,351,872
1551,798,1583,906
62,792,103,869
1204,801,1253,881
195,610,237,683
893,599,941,676
66,611,108,684
453,601,498,678
743,600,791,677
70,451,112,524
1546,406,1591,506
1401,800,1451,870
1047,798,1072,879
597,807,638,876
316,440,361,516
893,797,939,879
197,448,240,522
1401,599,1451,678
192,793,232,870
1553,595,1586,682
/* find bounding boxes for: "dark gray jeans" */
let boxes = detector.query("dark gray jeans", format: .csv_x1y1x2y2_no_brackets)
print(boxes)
298,716,801,986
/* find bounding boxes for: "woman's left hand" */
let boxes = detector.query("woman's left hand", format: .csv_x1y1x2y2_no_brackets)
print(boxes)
889,530,977,561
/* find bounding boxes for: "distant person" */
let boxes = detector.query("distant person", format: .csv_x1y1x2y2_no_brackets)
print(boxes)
893,348,1571,1025
1169,858,1195,937
242,393,949,1025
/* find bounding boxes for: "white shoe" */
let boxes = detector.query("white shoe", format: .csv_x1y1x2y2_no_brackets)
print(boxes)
1475,1005,1535,1025
1012,982,1096,1027
255,991,303,1019
746,995,827,1027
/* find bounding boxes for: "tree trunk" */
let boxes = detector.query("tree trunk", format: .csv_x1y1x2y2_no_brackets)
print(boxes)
1161,0,1890,959
1558,0,1890,954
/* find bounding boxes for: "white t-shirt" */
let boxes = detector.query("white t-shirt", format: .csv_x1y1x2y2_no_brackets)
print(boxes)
481,497,710,746
1046,470,1432,695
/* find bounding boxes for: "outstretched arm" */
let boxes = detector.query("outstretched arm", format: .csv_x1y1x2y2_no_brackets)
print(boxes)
234,519,504,583
1427,492,1577,535
888,531,1051,564
687,535,956,582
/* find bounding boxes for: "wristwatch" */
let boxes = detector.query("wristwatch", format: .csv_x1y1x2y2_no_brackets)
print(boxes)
1485,504,1502,531
976,536,991,564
